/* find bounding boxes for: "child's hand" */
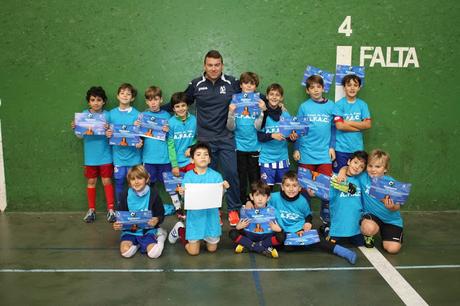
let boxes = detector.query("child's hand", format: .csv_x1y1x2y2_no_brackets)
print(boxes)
271,133,285,141
176,186,185,196
306,188,315,198
229,103,236,113
329,148,336,162
336,167,348,182
293,150,301,161
269,220,282,232
162,125,169,133
382,195,400,211
106,129,113,138
243,200,254,209
148,217,159,227
289,132,298,141
279,103,287,112
303,222,312,232
236,218,250,230
71,120,76,129
113,221,122,231
258,99,267,112
185,148,191,157
134,119,141,127
135,138,143,149
296,229,304,237
223,180,230,189
172,167,180,177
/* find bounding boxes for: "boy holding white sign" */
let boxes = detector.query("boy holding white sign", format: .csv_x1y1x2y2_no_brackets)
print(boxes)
168,142,229,256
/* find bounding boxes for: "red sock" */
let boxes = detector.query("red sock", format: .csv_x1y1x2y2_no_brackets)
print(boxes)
178,227,188,246
103,184,115,210
87,187,96,210
271,236,281,246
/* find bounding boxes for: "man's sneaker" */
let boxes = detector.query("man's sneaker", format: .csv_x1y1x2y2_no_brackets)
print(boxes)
176,208,186,221
106,210,116,223
364,235,375,248
228,210,240,227
262,247,279,259
83,209,96,223
168,221,185,244
234,244,246,254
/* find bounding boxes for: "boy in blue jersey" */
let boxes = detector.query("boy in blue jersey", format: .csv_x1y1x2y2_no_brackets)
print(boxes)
168,142,229,256
327,151,368,247
256,83,298,189
334,75,372,173
113,165,167,258
227,72,266,204
229,180,285,258
72,86,115,223
139,86,181,212
338,150,403,254
293,75,338,227
270,171,357,264
106,83,143,203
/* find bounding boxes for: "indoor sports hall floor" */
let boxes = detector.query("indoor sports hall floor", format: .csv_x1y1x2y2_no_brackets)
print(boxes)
0,211,459,305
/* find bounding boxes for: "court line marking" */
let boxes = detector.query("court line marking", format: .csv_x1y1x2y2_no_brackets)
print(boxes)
359,246,429,306
1,264,459,273
249,253,266,306
0,119,7,212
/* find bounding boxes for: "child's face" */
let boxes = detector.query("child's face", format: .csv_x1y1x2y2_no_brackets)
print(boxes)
281,178,301,198
347,157,366,176
117,88,134,106
192,148,211,169
250,191,269,208
146,96,162,112
306,83,324,101
88,95,105,112
173,102,188,119
344,79,361,100
267,90,282,108
129,175,148,192
240,81,256,93
367,158,387,178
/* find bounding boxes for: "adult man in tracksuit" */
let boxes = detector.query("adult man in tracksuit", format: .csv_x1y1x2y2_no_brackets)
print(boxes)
183,50,242,226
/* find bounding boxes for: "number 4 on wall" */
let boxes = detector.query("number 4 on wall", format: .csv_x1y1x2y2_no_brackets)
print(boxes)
338,16,352,37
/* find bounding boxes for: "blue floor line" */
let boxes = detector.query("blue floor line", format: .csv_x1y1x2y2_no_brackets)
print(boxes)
249,253,266,306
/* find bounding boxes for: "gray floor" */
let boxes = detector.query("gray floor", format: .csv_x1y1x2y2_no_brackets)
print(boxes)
0,211,459,305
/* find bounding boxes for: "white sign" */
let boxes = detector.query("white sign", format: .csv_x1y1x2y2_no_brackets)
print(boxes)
184,183,223,210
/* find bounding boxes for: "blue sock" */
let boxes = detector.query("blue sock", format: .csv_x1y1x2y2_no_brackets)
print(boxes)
333,245,357,264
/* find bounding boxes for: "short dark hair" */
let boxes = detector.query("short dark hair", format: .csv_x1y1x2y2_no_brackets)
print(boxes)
306,75,324,89
266,83,284,96
204,50,223,64
349,150,368,164
249,180,271,196
117,83,138,98
171,92,188,108
282,170,299,184
190,142,212,159
145,86,162,100
240,72,259,87
86,86,107,103
342,74,362,87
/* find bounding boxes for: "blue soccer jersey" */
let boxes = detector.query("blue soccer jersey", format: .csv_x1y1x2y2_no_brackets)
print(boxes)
108,107,142,166
268,192,311,233
357,173,403,227
81,109,112,166
183,168,223,240
168,114,196,168
259,111,291,164
121,187,157,237
329,175,363,237
234,113,260,152
296,99,338,164
335,97,371,153
142,110,171,164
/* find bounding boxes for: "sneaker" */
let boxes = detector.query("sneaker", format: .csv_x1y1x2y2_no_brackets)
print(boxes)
262,247,279,259
106,210,116,223
176,208,186,221
364,235,375,248
234,244,246,254
319,224,330,237
320,203,330,225
168,221,185,244
228,210,240,227
83,209,96,223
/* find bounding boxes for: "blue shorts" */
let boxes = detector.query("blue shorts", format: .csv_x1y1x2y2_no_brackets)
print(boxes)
260,166,290,185
144,163,172,183
121,233,158,253
333,151,353,173
113,165,132,181
185,208,221,241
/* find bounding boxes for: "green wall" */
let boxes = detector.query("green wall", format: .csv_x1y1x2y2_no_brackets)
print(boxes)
1,0,459,211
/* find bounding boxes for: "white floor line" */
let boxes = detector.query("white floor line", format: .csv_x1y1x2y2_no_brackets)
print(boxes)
0,264,459,273
359,246,429,306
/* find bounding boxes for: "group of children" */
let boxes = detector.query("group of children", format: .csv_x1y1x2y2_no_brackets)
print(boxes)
73,71,404,261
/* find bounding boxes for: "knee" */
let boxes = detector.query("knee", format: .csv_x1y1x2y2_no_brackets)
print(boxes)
361,220,378,236
101,177,112,185
383,242,401,254
185,243,200,256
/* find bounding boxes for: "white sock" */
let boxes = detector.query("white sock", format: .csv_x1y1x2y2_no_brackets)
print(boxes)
171,194,181,210
148,243,164,258
121,245,139,258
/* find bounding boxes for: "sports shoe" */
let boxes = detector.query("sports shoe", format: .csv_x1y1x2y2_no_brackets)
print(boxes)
228,210,240,227
364,235,375,248
262,247,279,259
168,221,185,244
319,224,330,237
176,208,186,221
234,244,246,254
320,203,330,225
106,210,117,223
83,209,96,223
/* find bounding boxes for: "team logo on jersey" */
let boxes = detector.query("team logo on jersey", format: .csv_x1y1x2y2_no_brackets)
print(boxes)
220,86,226,94
87,113,93,119
198,86,208,92
148,116,156,123
130,212,136,217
